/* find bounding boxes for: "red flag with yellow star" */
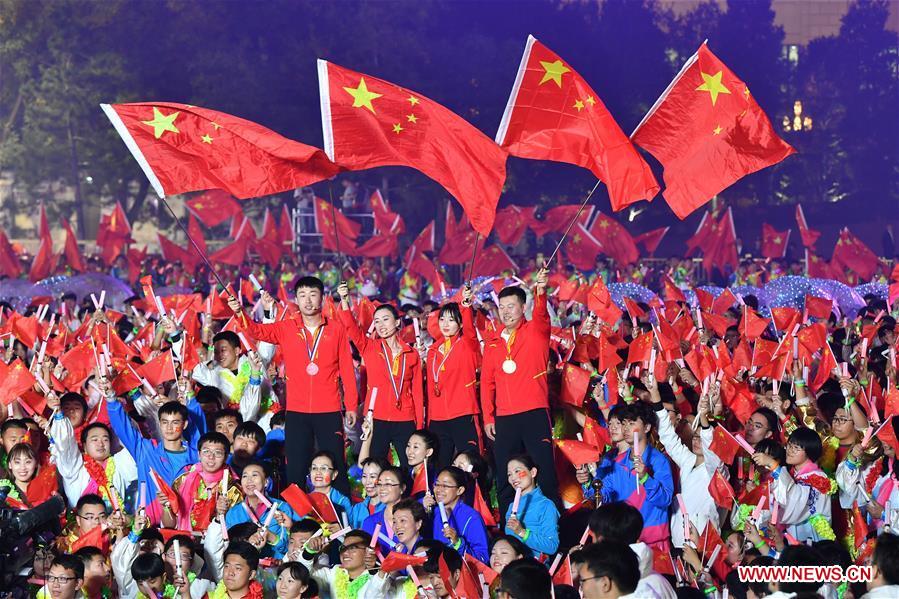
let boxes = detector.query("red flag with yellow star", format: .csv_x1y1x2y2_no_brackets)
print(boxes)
318,61,507,236
631,43,795,219
186,190,242,227
496,36,658,211
101,102,339,199
314,198,360,253
590,212,639,266
761,223,790,259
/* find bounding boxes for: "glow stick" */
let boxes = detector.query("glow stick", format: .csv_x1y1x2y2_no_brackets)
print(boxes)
367,387,378,413
752,495,766,521
139,481,147,509
857,481,872,503
34,372,50,395
511,487,522,516
253,489,273,508
109,487,121,512
861,427,874,448
263,501,279,528
370,523,382,548
405,566,423,589
98,290,106,310
734,433,756,455
792,336,798,360
649,347,657,376
331,526,353,540
784,532,800,546
695,308,703,329
237,332,253,352
249,274,262,290
378,532,396,547
91,293,100,310
153,293,165,317
634,431,642,493
770,500,779,525
548,553,563,576
221,470,229,494
677,494,691,541
412,317,421,342
173,539,183,573
438,502,450,528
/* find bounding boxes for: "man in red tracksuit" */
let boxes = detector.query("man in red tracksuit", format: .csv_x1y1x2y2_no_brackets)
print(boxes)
481,267,559,517
228,276,357,494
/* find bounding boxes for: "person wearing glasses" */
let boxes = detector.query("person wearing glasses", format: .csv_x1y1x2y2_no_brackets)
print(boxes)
222,459,299,559
165,432,238,531
431,466,489,563
752,426,837,543
38,555,84,599
56,494,108,554
575,540,641,599
307,450,353,527
305,530,391,598
362,466,409,553
160,533,216,598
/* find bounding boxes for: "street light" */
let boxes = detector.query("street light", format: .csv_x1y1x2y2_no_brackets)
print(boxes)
782,100,812,132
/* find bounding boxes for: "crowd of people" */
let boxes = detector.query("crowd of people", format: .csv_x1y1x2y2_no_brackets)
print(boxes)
0,241,897,599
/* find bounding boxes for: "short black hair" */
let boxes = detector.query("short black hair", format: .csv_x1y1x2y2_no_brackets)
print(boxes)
80,422,111,446
213,408,243,427
213,331,241,349
51,555,84,580
131,552,165,583
158,400,189,422
198,431,231,455
239,458,271,479
228,522,261,542
752,407,780,436
163,534,195,556
60,392,88,413
580,540,640,595
233,421,265,447
393,497,427,523
498,286,526,304
0,418,28,435
294,276,324,294
196,385,223,406
290,518,322,536
497,558,551,599
816,392,846,425
73,546,105,566
437,302,462,326
373,303,400,320
778,545,825,593
423,544,462,575
224,540,259,572
276,562,316,598
76,494,108,514
788,426,823,463
490,534,531,559
755,438,787,465
588,502,644,545
872,531,899,585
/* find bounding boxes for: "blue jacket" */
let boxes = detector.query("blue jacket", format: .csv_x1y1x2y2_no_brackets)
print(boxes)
225,498,299,558
433,500,489,563
362,509,401,554
107,395,203,509
349,496,385,529
598,444,674,546
503,487,559,555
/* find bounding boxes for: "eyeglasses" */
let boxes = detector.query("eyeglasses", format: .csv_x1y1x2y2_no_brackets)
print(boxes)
77,512,106,523
433,482,458,489
165,551,194,563
832,416,851,424
339,542,366,553
201,449,226,458
579,575,601,588
786,443,803,452
310,465,334,473
377,482,401,488
47,575,78,584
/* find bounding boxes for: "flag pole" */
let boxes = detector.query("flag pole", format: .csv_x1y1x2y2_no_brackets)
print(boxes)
159,196,236,300
545,180,602,267
465,233,480,287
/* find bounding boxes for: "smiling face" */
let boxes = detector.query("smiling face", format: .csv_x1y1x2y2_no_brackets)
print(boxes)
498,295,525,330
830,408,855,441
83,427,111,462
393,508,421,544
276,568,308,599
213,339,240,370
373,307,399,339
310,455,335,489
744,413,773,446
361,462,383,499
507,460,536,492
725,532,745,565
9,451,37,483
240,464,267,496
405,434,432,468
338,534,368,571
490,539,522,573
377,471,404,505
199,441,227,473
433,471,464,506
295,287,323,318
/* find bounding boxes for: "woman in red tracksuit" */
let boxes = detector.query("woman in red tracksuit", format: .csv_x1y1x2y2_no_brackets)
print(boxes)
338,283,424,470
426,285,482,467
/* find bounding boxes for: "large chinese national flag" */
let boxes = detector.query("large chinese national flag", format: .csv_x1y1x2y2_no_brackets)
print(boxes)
496,36,658,211
186,190,243,227
632,43,795,219
831,228,879,280
590,212,639,265
101,102,339,199
760,223,790,259
318,60,507,236
314,198,360,252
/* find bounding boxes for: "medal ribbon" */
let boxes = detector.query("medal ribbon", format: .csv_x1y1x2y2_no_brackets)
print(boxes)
301,324,325,365
431,337,458,388
381,342,406,408
504,329,518,362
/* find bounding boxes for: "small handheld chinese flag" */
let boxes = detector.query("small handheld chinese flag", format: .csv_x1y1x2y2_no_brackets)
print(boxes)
632,43,794,219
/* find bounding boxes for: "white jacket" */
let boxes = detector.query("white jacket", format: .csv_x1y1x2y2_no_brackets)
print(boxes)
629,542,677,599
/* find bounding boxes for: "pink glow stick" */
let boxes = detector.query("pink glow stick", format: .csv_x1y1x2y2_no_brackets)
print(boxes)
511,487,522,516
734,433,756,455
792,337,799,360
139,481,147,509
262,501,279,528
861,427,874,448
752,495,766,521
253,489,273,508
579,526,591,546
109,488,120,512
548,553,563,576
367,387,378,413
634,431,642,493
785,532,800,545
677,494,690,540
370,523,382,548
770,500,779,525
331,526,353,539
406,566,423,589
705,544,722,571
221,470,229,494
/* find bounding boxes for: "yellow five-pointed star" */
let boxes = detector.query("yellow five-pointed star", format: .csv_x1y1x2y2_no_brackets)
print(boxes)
142,107,180,139
696,71,731,105
743,86,750,99
713,125,722,135
539,59,570,87
392,123,403,134
585,95,596,107
210,122,223,130
573,99,585,112
407,95,420,106
344,78,382,113
573,234,582,244
773,236,782,244
406,114,418,124
201,134,213,144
